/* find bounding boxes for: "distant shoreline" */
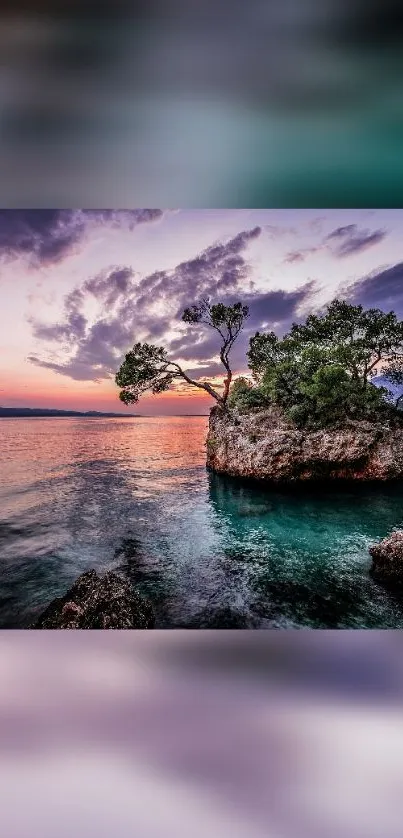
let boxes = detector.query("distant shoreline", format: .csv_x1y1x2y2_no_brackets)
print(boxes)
0,408,209,418
0,408,138,418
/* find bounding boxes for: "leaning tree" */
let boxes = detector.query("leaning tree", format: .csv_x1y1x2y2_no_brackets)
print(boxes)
115,299,249,408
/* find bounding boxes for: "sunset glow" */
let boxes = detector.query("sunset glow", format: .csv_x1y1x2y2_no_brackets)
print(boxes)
1,209,402,414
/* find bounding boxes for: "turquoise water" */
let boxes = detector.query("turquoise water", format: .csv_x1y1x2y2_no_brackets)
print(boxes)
2,415,403,628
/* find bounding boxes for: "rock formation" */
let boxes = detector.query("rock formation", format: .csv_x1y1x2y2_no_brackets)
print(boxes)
369,531,403,586
206,405,403,484
32,569,155,629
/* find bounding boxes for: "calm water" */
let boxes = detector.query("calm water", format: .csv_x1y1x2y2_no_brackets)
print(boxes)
2,416,403,628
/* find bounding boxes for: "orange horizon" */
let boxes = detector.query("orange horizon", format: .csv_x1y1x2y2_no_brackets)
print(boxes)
1,370,250,415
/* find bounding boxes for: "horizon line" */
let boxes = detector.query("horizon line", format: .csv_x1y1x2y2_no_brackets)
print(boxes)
0,405,210,417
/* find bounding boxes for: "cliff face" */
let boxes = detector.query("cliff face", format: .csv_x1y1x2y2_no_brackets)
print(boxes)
206,405,403,484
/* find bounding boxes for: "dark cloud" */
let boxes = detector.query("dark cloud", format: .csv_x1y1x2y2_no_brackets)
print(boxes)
336,231,386,257
29,264,136,367
348,262,403,317
325,224,387,258
84,265,135,307
0,209,163,267
166,282,317,379
29,219,317,386
29,226,267,382
326,225,357,240
29,264,139,380
245,284,316,330
28,355,106,383
29,308,141,381
284,251,305,263
0,210,85,266
282,223,386,265
29,284,87,345
283,246,321,264
85,209,164,230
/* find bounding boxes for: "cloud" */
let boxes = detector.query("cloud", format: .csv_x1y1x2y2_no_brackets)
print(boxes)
264,225,297,238
245,284,316,330
29,225,314,386
283,247,321,264
0,209,164,267
348,262,403,317
28,264,140,380
325,224,386,258
165,282,317,379
284,224,387,265
284,251,305,264
31,265,135,337
326,225,357,240
84,266,135,307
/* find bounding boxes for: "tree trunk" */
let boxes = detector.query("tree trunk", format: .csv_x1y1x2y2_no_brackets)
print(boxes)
222,369,232,404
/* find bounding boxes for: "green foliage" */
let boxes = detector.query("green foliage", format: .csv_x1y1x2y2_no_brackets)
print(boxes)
116,299,249,407
300,366,387,428
287,299,403,384
115,342,174,404
262,359,303,409
246,298,403,428
183,299,250,403
228,377,268,413
247,331,281,382
383,359,403,408
262,359,389,429
183,300,249,332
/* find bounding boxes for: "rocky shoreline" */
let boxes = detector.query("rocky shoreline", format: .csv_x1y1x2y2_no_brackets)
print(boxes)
30,533,403,628
31,569,155,629
369,531,403,588
206,405,403,484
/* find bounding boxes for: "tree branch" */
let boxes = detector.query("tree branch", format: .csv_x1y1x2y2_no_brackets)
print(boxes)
168,361,223,403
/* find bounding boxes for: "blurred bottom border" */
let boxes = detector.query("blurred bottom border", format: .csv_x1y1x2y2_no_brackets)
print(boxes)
1,629,403,838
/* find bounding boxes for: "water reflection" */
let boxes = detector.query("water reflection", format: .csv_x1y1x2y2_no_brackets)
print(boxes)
207,473,403,628
2,416,403,627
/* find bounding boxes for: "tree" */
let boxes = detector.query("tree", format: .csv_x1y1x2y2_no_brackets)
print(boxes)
286,299,403,387
246,299,403,428
384,359,403,409
227,376,268,412
115,299,249,407
182,300,249,403
247,331,281,382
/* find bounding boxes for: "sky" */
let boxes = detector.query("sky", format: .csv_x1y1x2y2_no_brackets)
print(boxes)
1,208,403,415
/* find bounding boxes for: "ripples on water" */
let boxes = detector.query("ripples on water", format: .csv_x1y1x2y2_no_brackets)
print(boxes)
1,416,403,628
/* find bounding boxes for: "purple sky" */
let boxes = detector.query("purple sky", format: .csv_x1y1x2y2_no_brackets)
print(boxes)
0,208,402,414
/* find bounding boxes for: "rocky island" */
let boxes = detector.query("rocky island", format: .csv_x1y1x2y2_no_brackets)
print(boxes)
201,298,403,485
207,404,403,484
115,296,403,488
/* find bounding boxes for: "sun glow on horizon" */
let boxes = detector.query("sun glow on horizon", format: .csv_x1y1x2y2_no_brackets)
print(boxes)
1,209,402,415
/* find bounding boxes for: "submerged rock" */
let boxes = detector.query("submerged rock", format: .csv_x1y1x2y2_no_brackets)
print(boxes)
369,531,403,586
32,569,155,629
206,405,403,484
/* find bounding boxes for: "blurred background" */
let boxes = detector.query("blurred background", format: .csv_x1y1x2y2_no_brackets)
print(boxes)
2,631,403,837
2,4,403,835
0,0,403,205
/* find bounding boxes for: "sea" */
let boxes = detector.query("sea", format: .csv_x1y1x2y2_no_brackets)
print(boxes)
2,415,403,628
